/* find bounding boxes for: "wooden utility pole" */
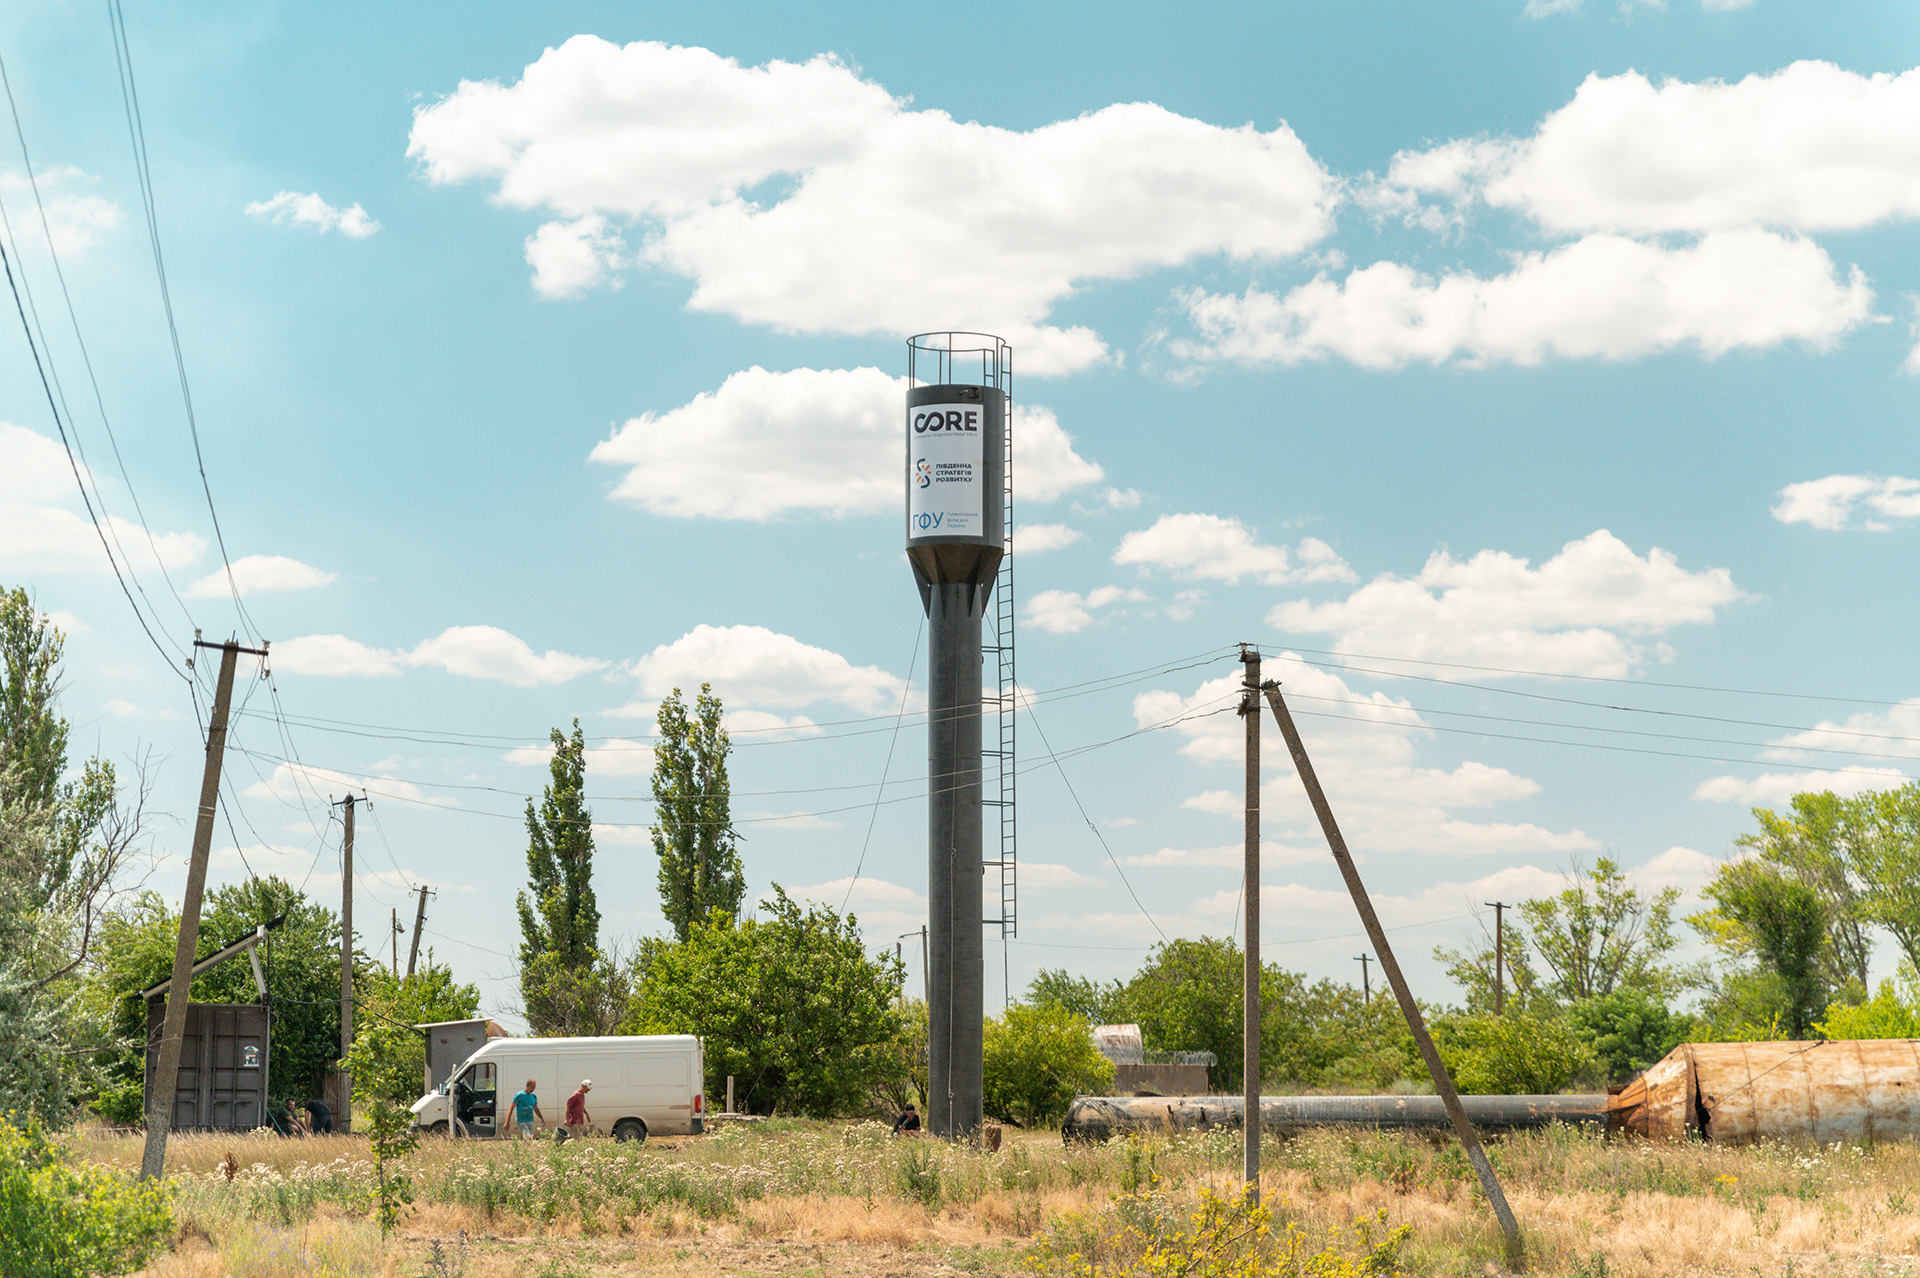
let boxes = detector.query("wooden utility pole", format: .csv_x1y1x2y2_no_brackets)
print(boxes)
391,908,401,975
337,793,356,1135
141,637,263,1181
1355,953,1372,1002
406,884,430,977
1239,645,1261,1204
1262,682,1525,1267
1486,901,1508,1015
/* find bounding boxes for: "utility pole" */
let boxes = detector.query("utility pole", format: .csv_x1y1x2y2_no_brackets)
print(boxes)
1355,953,1372,1002
1486,901,1507,1016
1239,644,1261,1205
336,793,357,1135
391,908,401,975
406,885,431,977
900,926,929,1005
1262,682,1524,1266
141,636,264,1182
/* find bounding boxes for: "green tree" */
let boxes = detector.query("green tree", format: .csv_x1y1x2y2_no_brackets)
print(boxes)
1695,861,1830,1039
622,887,903,1116
982,1004,1115,1128
1736,792,1871,993
1517,858,1682,1003
1026,969,1125,1025
517,721,604,1034
651,684,745,941
344,960,481,1108
81,878,360,1123
1842,783,1920,979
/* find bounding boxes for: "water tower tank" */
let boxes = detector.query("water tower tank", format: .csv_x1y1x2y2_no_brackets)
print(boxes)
906,382,1004,607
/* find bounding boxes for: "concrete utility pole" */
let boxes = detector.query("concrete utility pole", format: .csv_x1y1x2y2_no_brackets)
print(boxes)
1355,953,1372,1002
338,793,356,1135
1239,645,1261,1203
1486,901,1508,1015
406,884,431,978
1262,683,1524,1266
141,637,262,1182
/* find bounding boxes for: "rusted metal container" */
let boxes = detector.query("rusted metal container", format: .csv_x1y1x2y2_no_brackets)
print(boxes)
1609,1040,1920,1144
1062,1093,1606,1142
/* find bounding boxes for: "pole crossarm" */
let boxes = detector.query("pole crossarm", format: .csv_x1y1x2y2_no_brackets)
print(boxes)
1260,680,1526,1268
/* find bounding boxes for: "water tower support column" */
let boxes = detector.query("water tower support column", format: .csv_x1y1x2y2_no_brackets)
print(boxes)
926,582,985,1138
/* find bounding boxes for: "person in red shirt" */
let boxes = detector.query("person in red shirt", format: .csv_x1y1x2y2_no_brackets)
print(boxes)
561,1079,593,1141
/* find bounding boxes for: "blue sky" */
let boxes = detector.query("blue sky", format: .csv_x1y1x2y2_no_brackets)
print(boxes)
4,0,1919,1026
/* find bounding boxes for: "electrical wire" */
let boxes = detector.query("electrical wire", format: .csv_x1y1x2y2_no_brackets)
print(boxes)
843,615,923,911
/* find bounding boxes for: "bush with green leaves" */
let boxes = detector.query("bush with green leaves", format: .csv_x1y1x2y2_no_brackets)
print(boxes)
1431,1009,1592,1094
0,1116,169,1278
982,1003,1114,1128
1817,974,1920,1039
1567,988,1693,1083
622,887,904,1116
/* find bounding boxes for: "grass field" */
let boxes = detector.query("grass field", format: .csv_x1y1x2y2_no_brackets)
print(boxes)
73,1119,1920,1276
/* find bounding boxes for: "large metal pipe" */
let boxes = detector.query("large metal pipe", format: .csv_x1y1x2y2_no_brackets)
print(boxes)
1062,1094,1608,1142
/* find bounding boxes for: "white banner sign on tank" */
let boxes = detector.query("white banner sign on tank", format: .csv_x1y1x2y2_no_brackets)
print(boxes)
908,402,985,537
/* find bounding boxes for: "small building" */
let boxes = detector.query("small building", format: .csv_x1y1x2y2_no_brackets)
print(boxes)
1609,1039,1920,1143
419,1018,510,1095
1091,1023,1213,1095
141,922,277,1132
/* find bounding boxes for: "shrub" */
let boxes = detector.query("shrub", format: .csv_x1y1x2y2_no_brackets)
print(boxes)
1431,1010,1591,1094
0,1116,169,1278
982,1004,1114,1128
1567,988,1692,1083
1817,978,1920,1039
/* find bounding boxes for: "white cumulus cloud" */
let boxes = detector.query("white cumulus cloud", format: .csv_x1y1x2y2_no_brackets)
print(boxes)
0,422,207,576
1114,513,1355,586
246,191,381,238
504,737,655,776
1173,232,1873,369
1379,62,1920,236
407,36,1337,373
0,168,122,256
1013,523,1083,554
1023,586,1148,635
186,554,337,598
1138,660,1594,857
1268,529,1742,678
590,366,1101,520
1771,475,1920,531
1692,767,1910,806
271,625,604,686
623,623,908,715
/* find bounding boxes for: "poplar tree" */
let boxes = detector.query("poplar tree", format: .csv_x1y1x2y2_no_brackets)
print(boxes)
651,684,744,941
517,721,603,1033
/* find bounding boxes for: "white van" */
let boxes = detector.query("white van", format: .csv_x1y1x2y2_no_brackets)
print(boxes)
409,1034,704,1142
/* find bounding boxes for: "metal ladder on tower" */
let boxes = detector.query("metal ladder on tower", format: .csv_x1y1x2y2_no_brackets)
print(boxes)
983,367,1017,957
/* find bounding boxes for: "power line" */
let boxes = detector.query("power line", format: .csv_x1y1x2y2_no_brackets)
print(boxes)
844,614,923,911
107,0,259,644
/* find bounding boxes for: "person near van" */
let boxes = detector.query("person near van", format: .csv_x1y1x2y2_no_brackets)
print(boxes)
892,1102,921,1135
506,1078,544,1139
562,1079,593,1140
304,1097,333,1135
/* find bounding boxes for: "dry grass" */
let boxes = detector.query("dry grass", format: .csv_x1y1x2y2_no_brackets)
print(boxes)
72,1119,1920,1276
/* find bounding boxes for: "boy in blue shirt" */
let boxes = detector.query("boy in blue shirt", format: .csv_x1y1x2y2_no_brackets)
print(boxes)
506,1078,544,1139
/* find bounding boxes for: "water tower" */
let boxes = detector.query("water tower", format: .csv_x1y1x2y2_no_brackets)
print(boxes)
906,332,1010,1138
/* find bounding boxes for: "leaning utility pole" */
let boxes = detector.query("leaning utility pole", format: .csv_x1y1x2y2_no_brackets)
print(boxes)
1239,645,1261,1203
141,636,264,1181
1262,682,1524,1267
1486,901,1508,1016
337,793,357,1135
406,884,431,977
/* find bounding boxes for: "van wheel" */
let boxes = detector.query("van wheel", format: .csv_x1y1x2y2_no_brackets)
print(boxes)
613,1119,648,1144
428,1121,450,1136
